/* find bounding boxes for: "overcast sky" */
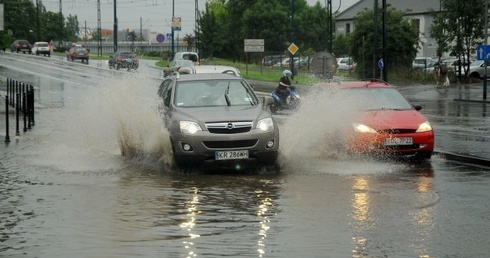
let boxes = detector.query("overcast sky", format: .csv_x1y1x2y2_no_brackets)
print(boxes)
43,0,358,36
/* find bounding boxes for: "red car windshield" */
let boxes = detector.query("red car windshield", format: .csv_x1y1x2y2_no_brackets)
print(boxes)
341,88,413,111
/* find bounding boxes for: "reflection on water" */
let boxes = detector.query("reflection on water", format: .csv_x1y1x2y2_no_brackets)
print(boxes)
180,187,199,258
350,163,438,257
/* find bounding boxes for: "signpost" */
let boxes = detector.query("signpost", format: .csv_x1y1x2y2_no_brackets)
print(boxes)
476,44,489,100
244,39,264,75
156,34,165,43
476,45,490,61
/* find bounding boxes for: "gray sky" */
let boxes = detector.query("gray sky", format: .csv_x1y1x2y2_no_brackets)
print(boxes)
43,0,358,36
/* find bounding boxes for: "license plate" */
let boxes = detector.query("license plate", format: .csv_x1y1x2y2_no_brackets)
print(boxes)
215,150,249,160
383,137,413,146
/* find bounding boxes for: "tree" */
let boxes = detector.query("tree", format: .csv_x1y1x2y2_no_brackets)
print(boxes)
349,6,419,78
429,0,486,79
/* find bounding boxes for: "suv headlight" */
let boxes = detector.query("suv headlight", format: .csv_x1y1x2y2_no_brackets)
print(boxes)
257,118,274,132
180,121,202,134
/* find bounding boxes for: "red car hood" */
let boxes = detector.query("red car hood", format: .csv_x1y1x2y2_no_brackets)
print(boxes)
357,109,427,130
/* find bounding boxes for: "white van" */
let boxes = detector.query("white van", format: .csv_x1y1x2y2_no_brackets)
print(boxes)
173,52,200,65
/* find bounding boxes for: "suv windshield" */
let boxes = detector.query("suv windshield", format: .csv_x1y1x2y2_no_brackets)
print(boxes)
174,80,257,107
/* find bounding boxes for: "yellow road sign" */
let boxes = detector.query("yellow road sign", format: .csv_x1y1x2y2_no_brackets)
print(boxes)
288,43,299,55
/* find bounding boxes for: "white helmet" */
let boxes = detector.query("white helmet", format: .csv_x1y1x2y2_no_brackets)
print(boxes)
283,69,292,76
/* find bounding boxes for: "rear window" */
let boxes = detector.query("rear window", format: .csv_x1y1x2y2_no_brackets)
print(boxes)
37,43,48,47
182,54,198,62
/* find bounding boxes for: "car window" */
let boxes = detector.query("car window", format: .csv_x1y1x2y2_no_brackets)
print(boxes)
158,80,173,108
174,80,257,107
343,88,413,111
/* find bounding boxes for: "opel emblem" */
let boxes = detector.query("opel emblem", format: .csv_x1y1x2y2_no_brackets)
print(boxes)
227,123,234,129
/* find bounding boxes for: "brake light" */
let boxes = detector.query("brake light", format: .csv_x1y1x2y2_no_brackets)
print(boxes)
16,43,20,48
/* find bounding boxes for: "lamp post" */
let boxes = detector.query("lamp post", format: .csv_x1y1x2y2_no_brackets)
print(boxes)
113,0,118,52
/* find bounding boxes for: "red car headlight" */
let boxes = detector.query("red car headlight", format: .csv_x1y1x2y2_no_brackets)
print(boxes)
416,121,433,133
352,123,377,133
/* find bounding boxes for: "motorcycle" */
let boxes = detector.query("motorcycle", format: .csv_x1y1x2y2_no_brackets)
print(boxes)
269,85,301,114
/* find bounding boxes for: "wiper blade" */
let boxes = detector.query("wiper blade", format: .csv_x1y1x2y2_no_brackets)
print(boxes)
224,82,231,106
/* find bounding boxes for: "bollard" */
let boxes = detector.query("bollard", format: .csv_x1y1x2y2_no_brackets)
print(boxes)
23,91,27,132
16,92,20,136
4,96,10,143
30,85,35,126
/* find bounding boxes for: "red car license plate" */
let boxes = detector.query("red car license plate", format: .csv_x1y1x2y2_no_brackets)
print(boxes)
383,137,413,146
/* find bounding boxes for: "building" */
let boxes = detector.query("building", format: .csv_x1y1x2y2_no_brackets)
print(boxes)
335,0,441,57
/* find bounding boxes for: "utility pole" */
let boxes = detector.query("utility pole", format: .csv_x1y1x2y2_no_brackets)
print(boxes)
290,0,295,77
140,17,142,50
172,0,175,59
59,0,63,41
36,0,40,41
373,0,378,78
382,0,387,82
484,0,488,100
327,0,332,53
113,0,118,52
97,0,102,57
195,0,199,53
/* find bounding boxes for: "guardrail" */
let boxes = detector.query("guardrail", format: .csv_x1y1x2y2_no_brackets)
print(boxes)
3,78,35,143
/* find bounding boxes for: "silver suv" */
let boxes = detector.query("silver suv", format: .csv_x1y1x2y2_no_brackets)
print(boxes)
158,72,279,171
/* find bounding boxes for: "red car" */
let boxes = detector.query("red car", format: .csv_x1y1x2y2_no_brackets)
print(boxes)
318,80,434,160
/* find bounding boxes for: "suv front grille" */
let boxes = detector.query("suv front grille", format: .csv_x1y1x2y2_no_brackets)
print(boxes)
203,139,258,149
206,121,253,134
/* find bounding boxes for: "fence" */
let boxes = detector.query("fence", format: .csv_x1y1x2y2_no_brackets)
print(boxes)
3,78,35,143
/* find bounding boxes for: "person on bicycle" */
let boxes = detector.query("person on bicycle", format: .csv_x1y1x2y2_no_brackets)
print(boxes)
275,70,292,105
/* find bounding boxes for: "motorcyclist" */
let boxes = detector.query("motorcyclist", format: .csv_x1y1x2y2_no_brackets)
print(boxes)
275,69,292,106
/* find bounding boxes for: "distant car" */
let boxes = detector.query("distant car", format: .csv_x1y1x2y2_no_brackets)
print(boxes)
262,55,285,66
412,57,437,70
173,51,200,65
163,59,195,77
166,64,241,76
156,72,279,171
336,57,356,71
10,39,32,54
456,60,489,79
108,51,139,70
31,41,51,57
316,80,434,160
67,47,89,64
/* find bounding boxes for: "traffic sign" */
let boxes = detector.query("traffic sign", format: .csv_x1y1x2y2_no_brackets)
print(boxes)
378,58,384,70
156,34,165,43
476,45,490,61
244,39,264,46
244,45,264,52
287,43,299,55
166,33,172,40
244,38,264,52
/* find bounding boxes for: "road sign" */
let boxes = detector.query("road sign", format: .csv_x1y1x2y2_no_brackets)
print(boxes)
244,45,264,52
476,45,490,61
156,34,165,43
244,39,264,46
378,58,384,70
244,38,264,52
172,17,182,31
166,33,172,40
287,43,299,55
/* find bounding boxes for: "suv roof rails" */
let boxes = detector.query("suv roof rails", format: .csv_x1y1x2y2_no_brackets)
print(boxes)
221,69,240,76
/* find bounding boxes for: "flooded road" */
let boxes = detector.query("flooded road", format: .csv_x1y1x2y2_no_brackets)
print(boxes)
1,53,489,257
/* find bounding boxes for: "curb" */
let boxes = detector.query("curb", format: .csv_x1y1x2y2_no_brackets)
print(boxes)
433,150,490,167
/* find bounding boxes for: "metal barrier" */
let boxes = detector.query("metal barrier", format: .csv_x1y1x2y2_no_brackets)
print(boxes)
4,78,35,143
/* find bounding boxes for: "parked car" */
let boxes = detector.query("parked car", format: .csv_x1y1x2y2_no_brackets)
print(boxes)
262,55,286,66
10,39,31,54
108,51,139,70
456,60,489,79
172,51,200,65
67,47,89,64
316,80,434,160
412,57,438,70
163,59,195,77
336,57,356,71
157,72,279,171
31,41,51,57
